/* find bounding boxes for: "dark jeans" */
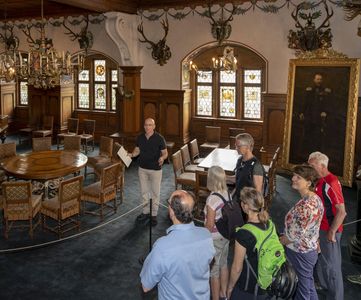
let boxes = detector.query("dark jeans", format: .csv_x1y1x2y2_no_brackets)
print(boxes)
286,247,318,300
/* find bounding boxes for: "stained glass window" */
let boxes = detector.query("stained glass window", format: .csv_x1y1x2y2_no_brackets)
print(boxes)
197,86,212,116
20,82,28,105
244,86,261,119
94,84,106,110
111,70,118,82
244,70,261,84
220,86,236,117
111,84,117,111
220,70,236,83
197,71,212,83
94,60,106,81
78,83,90,108
79,70,89,81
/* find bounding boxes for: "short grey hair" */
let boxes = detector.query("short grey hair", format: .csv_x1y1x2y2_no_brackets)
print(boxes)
235,133,254,151
308,151,329,168
207,166,228,193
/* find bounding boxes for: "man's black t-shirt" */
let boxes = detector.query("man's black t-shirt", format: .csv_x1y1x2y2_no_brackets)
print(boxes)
136,132,166,170
234,222,268,295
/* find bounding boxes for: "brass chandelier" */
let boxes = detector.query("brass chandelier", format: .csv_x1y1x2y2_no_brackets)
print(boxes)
212,46,237,72
16,0,84,89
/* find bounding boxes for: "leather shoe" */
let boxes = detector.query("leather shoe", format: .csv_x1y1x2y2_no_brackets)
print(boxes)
136,213,150,223
151,216,158,226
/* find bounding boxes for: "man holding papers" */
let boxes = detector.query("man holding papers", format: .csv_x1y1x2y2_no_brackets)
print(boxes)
129,118,168,226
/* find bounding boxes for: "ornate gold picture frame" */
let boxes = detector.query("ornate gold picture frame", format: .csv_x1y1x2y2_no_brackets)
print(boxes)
282,55,360,186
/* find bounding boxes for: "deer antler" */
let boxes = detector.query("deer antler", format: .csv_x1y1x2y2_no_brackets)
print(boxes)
63,19,79,41
137,22,156,49
291,5,304,30
160,18,169,41
223,4,236,24
21,24,37,47
317,2,334,30
207,4,217,24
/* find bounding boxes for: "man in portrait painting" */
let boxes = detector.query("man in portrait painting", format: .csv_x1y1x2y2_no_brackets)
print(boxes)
299,72,332,154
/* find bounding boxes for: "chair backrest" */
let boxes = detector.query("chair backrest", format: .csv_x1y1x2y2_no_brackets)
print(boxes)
67,118,79,134
189,139,200,161
58,175,83,218
0,142,16,162
32,137,52,152
112,142,122,161
172,150,185,176
63,135,81,151
2,181,32,219
43,116,54,130
101,162,121,190
180,144,192,167
83,119,95,135
195,169,209,199
229,127,246,149
99,136,113,157
205,126,221,143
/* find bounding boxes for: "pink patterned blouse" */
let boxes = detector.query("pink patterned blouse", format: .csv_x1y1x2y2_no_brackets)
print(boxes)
284,193,324,253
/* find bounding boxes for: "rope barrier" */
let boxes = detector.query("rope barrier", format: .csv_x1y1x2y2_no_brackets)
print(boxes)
0,203,146,254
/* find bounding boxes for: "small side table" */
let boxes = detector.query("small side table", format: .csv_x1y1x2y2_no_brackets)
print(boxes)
166,141,175,164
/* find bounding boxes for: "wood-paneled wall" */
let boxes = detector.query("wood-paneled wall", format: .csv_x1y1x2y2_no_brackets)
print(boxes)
0,83,16,128
141,89,191,150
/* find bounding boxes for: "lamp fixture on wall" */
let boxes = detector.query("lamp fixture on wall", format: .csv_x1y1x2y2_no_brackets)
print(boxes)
16,0,84,89
212,46,237,72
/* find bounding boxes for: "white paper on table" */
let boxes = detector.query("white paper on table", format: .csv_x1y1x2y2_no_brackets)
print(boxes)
117,146,132,168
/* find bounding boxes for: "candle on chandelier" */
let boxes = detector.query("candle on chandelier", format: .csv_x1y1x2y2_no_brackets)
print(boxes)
19,52,22,68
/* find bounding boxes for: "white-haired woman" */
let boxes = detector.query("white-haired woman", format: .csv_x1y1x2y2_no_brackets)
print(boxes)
204,166,231,300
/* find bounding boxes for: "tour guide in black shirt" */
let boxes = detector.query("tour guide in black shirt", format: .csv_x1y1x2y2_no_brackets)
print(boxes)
129,118,168,226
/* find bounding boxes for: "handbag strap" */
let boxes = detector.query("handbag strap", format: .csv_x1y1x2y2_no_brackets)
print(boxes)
212,191,232,205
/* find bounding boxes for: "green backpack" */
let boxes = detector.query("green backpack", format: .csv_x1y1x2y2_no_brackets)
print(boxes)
237,220,286,290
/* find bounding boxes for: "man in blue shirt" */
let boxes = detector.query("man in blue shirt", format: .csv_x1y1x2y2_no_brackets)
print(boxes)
140,190,215,300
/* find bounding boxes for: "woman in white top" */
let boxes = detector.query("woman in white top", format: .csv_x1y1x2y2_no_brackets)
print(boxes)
204,166,230,300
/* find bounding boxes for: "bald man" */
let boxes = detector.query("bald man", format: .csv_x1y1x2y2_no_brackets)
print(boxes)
140,190,215,299
129,118,168,226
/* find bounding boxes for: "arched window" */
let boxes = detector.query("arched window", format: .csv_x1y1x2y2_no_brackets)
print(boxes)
188,43,267,120
76,53,118,111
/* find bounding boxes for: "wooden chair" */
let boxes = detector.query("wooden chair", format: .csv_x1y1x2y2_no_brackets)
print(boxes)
180,144,204,172
0,142,16,183
33,116,54,138
264,147,280,210
41,175,83,238
2,181,42,239
171,150,196,190
81,162,121,221
189,139,204,164
32,137,52,152
85,136,113,178
200,126,221,154
195,169,210,219
57,118,79,149
80,119,96,154
63,135,81,151
93,142,125,204
228,127,245,149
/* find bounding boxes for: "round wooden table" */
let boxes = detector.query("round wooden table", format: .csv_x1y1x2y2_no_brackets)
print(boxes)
2,150,88,180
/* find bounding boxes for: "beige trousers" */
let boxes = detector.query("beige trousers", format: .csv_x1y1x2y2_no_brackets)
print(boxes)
138,167,162,216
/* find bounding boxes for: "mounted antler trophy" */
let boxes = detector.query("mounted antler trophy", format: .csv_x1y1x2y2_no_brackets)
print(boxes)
206,4,236,45
288,1,334,51
0,24,19,52
63,16,94,53
137,18,171,66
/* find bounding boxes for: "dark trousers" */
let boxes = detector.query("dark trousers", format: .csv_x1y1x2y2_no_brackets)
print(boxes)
230,287,267,300
286,247,318,300
315,231,343,300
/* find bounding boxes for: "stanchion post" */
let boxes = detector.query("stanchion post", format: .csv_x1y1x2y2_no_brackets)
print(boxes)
149,198,152,253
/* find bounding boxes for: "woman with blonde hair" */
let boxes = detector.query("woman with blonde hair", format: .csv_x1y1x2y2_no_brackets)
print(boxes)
227,187,270,299
204,166,230,300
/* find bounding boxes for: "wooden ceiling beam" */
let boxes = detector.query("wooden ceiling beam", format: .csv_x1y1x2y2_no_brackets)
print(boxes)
49,0,138,14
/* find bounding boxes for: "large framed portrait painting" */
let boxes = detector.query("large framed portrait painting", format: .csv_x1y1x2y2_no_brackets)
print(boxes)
282,57,360,186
